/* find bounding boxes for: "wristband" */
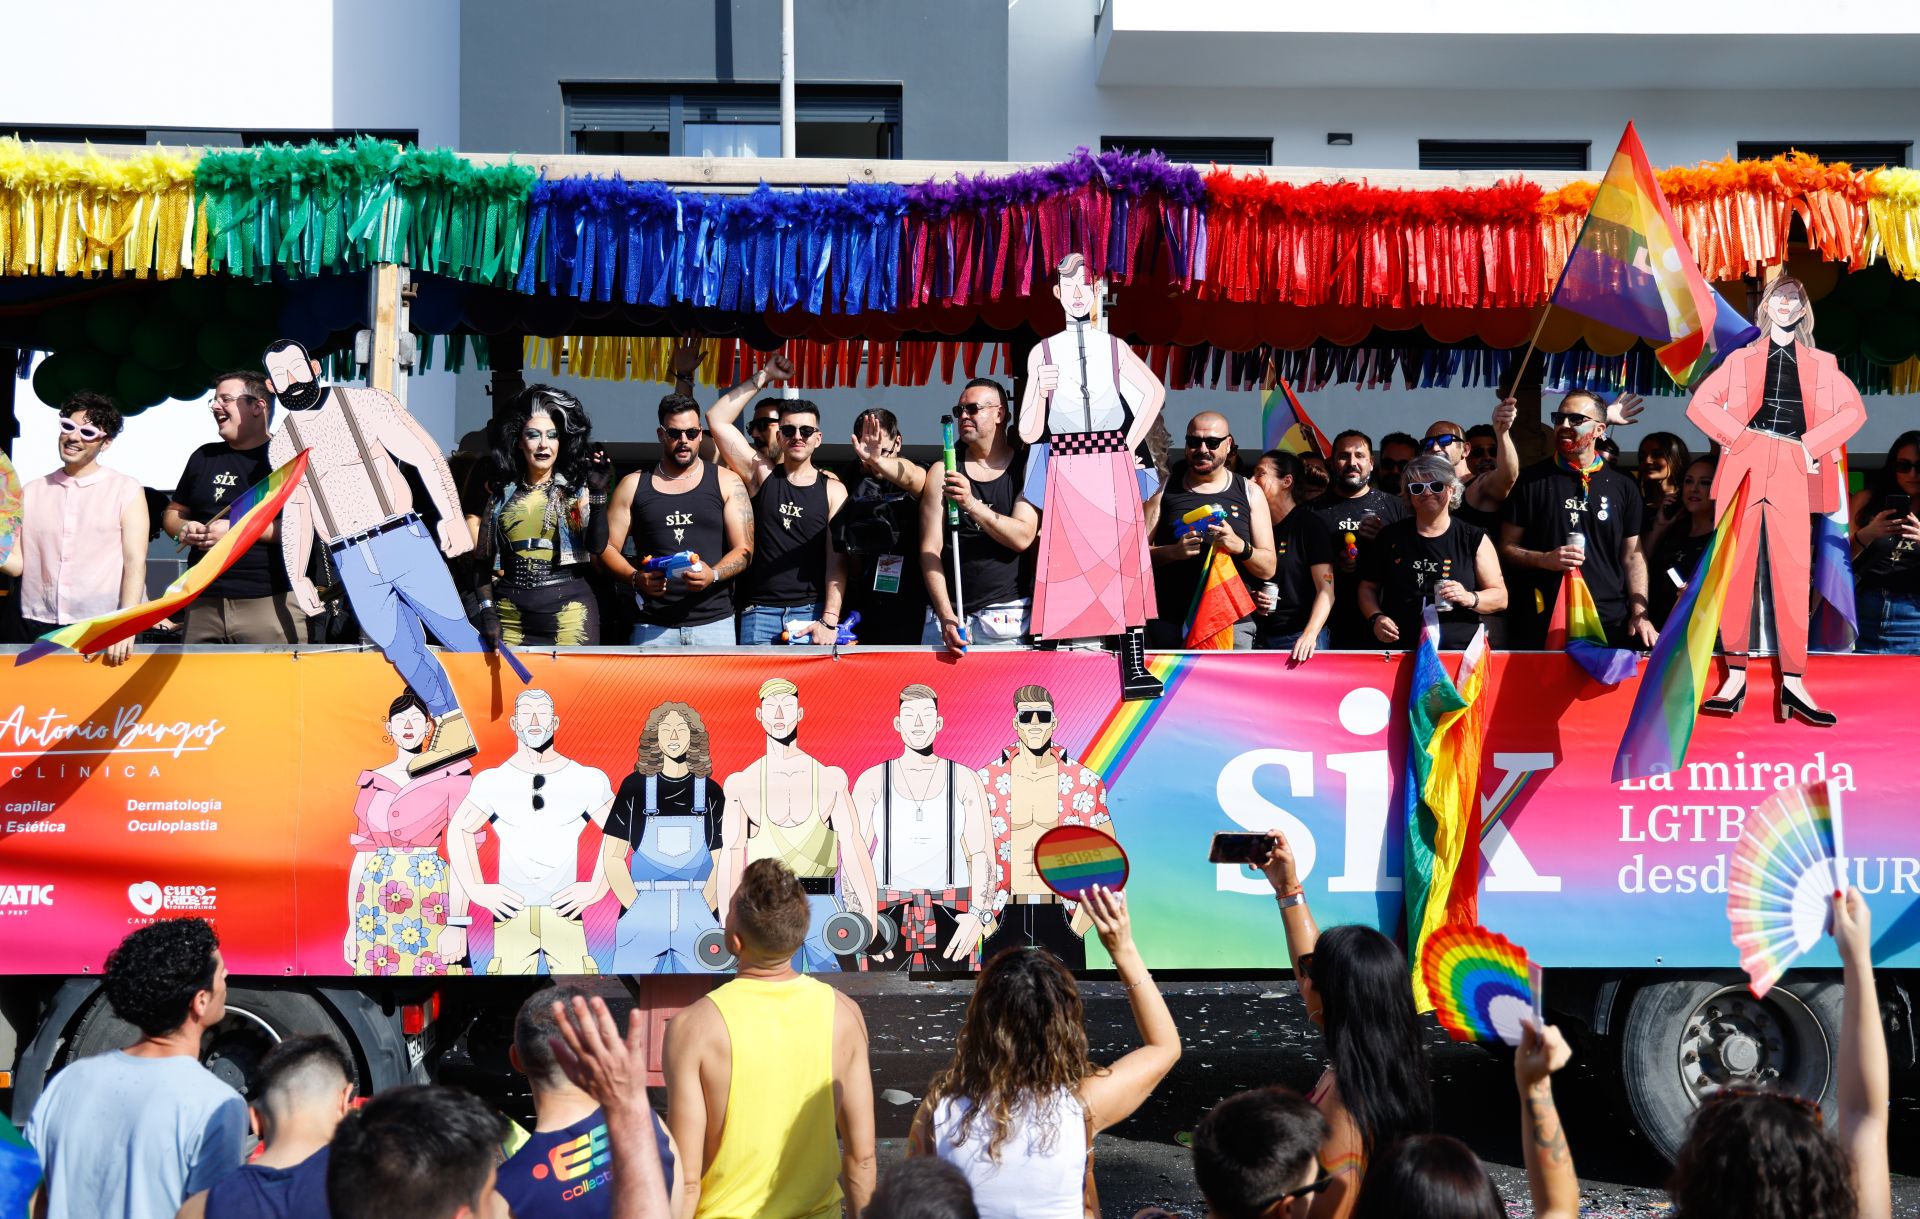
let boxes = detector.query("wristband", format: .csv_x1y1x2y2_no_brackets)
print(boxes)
477,599,494,611
1276,891,1308,910
1367,612,1388,626
1469,591,1481,611
1124,974,1156,992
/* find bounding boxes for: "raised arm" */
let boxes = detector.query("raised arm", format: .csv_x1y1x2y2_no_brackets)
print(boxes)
1515,1020,1580,1219
707,356,790,487
1481,398,1522,504
1074,886,1180,1134
1834,889,1891,1219
1259,831,1319,970
548,996,674,1219
852,430,927,496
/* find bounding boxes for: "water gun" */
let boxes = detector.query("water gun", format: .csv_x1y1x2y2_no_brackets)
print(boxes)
941,414,961,529
782,612,861,646
1175,503,1229,539
640,551,701,576
1343,531,1359,563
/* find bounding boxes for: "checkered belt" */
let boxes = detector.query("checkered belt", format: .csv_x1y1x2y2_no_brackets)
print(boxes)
1049,429,1129,456
880,887,968,964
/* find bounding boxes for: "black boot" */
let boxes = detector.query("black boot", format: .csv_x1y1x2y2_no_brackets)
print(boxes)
1118,627,1163,701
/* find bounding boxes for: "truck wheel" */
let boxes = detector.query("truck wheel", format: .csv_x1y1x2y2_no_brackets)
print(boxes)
64,986,358,1099
1620,977,1841,1162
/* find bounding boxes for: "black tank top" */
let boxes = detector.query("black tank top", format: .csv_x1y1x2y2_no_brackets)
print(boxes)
630,462,733,626
1152,466,1256,624
953,453,1031,608
751,466,831,606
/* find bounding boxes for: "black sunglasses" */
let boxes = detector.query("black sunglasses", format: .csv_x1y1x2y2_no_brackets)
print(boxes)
1186,435,1228,450
748,417,777,432
779,424,820,440
1269,1174,1339,1206
1017,708,1055,724
1550,411,1600,428
661,426,704,441
1895,459,1918,474
531,772,546,811
955,403,994,416
1422,433,1461,450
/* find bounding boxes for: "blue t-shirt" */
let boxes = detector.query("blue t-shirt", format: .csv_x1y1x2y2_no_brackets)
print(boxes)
497,1109,674,1219
24,1050,248,1219
205,1146,331,1219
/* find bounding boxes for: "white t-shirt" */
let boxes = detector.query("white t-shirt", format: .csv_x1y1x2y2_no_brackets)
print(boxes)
468,759,613,905
871,761,968,891
933,1090,1087,1219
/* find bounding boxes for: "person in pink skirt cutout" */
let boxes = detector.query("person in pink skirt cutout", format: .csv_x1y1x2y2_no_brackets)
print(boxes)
1019,253,1166,699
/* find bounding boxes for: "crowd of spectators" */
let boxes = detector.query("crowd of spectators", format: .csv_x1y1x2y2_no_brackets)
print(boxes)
8,364,1920,657
19,846,1892,1219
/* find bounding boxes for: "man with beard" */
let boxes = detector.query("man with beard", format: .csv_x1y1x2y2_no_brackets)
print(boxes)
848,684,992,970
718,678,876,972
266,340,480,775
1312,429,1407,648
1147,411,1275,647
1424,399,1520,533
707,355,849,645
449,689,614,975
164,370,304,644
976,684,1115,969
601,393,754,647
919,378,1039,652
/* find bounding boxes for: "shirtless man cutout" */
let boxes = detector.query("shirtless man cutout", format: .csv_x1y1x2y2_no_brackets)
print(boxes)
719,678,877,971
849,684,992,969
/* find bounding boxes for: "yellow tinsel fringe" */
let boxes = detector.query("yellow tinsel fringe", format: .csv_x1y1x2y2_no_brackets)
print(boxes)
0,139,200,279
525,336,725,384
1868,168,1920,281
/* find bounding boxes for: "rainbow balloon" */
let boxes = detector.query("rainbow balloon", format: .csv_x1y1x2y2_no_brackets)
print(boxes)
1419,923,1537,1046
1033,824,1129,901
1728,781,1845,999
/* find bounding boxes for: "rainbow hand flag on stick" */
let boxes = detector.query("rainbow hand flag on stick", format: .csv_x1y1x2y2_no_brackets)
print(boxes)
1261,374,1330,456
1183,544,1256,649
1552,122,1758,387
1544,568,1640,685
16,451,309,666
1613,476,1751,782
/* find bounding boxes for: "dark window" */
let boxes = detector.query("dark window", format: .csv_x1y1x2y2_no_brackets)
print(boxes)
1737,140,1910,169
0,123,419,147
564,84,902,159
1418,140,1590,171
1100,136,1272,166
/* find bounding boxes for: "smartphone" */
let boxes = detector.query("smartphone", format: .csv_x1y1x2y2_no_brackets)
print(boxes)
1667,567,1686,589
1208,831,1272,865
1888,493,1912,517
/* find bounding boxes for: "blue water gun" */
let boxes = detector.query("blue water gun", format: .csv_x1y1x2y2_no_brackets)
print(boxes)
782,612,861,646
640,551,701,578
1175,503,1229,539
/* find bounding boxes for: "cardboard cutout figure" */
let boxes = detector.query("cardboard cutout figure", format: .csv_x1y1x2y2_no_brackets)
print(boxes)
1685,276,1865,726
448,689,613,975
597,701,729,974
346,689,474,977
718,677,878,972
849,683,993,969
266,339,483,775
1020,254,1165,700
976,683,1117,970
0,449,20,577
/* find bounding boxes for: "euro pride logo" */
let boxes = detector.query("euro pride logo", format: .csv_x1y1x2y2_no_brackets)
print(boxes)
127,881,216,916
530,1122,611,1200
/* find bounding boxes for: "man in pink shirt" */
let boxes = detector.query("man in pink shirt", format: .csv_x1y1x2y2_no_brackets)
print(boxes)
8,392,148,664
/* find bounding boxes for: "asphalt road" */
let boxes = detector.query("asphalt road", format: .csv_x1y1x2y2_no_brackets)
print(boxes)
846,976,1920,1219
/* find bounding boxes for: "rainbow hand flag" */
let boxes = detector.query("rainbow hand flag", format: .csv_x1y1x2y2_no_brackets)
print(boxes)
1183,543,1256,649
1544,568,1639,685
1613,476,1751,782
0,449,20,569
1260,375,1330,456
16,451,310,666
1809,449,1858,653
1552,122,1758,387
1405,609,1491,1011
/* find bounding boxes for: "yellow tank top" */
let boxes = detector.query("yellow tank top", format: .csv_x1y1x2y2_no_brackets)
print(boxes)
698,975,842,1219
743,761,837,877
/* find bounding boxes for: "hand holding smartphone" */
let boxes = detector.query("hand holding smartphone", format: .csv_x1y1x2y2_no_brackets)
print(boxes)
1208,831,1272,865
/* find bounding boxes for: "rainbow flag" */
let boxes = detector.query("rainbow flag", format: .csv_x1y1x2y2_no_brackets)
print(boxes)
1261,375,1330,456
1083,653,1197,786
1405,611,1490,1010
0,449,20,569
1613,476,1751,782
17,451,309,666
1809,448,1858,652
1544,568,1639,685
0,1111,39,1219
1183,544,1256,649
1552,123,1758,387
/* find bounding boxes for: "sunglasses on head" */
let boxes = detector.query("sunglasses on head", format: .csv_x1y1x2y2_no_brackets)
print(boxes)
1422,433,1461,450
1186,435,1229,450
779,424,819,440
530,772,546,811
1017,708,1055,724
58,417,107,442
1550,411,1600,428
1405,480,1448,496
1895,459,1919,474
661,426,704,441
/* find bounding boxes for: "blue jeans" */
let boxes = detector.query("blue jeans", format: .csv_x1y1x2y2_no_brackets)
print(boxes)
1256,626,1332,654
1857,587,1920,654
630,618,737,647
739,601,823,645
329,516,479,717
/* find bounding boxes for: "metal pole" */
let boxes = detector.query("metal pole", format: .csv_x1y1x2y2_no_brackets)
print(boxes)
779,0,796,158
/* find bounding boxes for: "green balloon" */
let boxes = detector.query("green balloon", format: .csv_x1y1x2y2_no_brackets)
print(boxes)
1840,263,1896,310
84,298,140,356
36,304,90,353
30,351,84,406
65,352,120,399
1813,299,1858,353
116,361,173,410
1858,311,1918,366
171,363,214,402
130,315,192,370
167,277,224,321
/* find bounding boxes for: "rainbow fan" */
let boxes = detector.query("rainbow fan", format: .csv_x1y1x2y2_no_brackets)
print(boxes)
1728,782,1847,999
1419,923,1538,1046
0,449,20,569
1033,824,1129,901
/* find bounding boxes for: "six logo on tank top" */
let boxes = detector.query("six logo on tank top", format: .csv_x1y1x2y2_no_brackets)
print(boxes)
780,500,804,530
665,508,694,545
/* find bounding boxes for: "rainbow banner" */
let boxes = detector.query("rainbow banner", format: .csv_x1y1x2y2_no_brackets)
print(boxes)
1081,654,1195,785
17,451,309,666
1810,448,1858,653
1612,475,1751,782
1260,375,1330,456
1551,122,1758,387
1404,609,1483,1010
1183,544,1255,649
1544,568,1639,685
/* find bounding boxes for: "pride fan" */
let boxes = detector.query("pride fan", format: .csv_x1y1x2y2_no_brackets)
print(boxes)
1728,782,1846,999
1032,824,1129,902
1419,924,1538,1046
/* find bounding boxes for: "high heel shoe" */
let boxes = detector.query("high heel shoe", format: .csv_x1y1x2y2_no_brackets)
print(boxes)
1701,683,1747,715
1778,686,1837,728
